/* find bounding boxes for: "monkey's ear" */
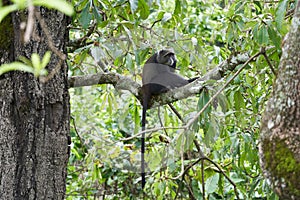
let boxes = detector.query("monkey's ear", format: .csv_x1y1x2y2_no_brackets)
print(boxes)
159,49,174,57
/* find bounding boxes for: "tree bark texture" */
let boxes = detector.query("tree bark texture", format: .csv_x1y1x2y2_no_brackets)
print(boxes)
259,1,300,199
0,7,70,200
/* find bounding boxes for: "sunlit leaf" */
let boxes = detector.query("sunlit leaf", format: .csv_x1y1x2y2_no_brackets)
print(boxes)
0,62,33,75
139,0,149,20
0,4,18,23
33,0,74,16
157,11,165,21
18,56,32,66
31,53,41,70
41,51,51,69
175,132,185,153
174,0,181,15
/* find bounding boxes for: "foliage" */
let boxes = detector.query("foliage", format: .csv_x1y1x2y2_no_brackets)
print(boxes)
66,0,296,199
0,0,289,199
0,0,294,198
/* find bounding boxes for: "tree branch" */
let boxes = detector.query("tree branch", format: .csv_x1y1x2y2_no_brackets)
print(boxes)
68,52,250,107
68,72,141,98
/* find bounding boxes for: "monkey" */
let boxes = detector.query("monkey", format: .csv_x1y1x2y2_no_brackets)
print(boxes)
141,49,198,188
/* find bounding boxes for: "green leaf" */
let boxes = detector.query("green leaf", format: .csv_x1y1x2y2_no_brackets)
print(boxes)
175,132,185,153
18,56,32,66
11,0,28,7
198,89,211,117
78,3,92,29
226,23,234,43
31,53,41,70
0,62,33,75
99,93,108,111
252,23,259,43
30,53,49,77
138,0,150,20
267,25,281,50
233,90,245,111
93,7,103,23
206,174,219,194
157,11,165,21
275,0,287,31
0,4,19,23
204,115,219,145
41,51,51,69
174,0,181,15
33,0,74,16
258,25,268,45
134,104,140,134
107,92,113,115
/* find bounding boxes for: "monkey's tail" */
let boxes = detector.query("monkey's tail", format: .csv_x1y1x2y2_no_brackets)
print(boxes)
141,97,147,189
141,86,149,189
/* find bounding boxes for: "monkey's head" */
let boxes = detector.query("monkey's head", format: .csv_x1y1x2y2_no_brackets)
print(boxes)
156,50,177,69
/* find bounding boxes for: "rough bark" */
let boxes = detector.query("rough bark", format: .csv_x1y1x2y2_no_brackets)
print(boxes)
259,1,300,199
0,7,70,200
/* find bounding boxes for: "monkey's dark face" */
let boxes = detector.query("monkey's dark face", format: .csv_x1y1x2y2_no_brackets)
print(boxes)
156,50,177,69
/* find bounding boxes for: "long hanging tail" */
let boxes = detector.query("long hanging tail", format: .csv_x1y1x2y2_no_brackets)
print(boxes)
141,106,146,189
141,86,149,189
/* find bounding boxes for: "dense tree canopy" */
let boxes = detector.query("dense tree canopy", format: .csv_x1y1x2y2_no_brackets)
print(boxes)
1,0,299,199
66,0,296,199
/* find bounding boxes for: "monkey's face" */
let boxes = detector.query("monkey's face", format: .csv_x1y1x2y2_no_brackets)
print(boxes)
157,50,177,69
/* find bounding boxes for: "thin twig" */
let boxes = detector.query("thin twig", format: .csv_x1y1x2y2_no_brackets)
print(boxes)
261,47,277,76
120,126,183,141
184,176,197,200
168,103,184,122
201,159,205,199
71,116,84,147
24,0,34,43
34,10,66,83
34,10,66,60
157,106,168,136
68,21,96,47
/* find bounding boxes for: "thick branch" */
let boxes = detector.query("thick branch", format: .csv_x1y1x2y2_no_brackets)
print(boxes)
68,52,249,107
68,72,141,97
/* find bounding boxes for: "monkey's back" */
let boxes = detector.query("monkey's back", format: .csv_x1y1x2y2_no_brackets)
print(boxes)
142,63,188,89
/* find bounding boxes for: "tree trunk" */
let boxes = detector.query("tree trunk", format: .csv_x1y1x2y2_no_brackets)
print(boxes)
0,7,70,200
259,1,300,199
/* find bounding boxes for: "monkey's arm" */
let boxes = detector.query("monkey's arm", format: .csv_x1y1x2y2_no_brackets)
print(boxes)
149,72,189,90
188,77,199,83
